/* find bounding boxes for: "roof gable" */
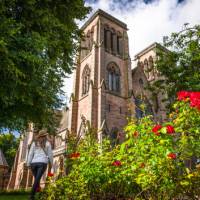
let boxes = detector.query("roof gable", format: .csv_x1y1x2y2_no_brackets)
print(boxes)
81,9,127,30
134,42,169,59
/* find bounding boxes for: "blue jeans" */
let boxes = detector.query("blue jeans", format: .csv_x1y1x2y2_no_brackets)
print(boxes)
30,162,47,199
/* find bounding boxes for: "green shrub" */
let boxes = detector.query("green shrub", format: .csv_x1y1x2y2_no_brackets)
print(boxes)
38,91,200,200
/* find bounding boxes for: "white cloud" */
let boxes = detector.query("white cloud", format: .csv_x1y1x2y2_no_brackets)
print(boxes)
64,0,200,97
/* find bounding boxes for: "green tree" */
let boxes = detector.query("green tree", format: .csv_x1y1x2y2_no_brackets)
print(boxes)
0,0,90,132
151,24,200,106
0,133,19,170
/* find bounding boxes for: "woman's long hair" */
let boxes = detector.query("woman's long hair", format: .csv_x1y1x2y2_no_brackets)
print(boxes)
34,136,47,149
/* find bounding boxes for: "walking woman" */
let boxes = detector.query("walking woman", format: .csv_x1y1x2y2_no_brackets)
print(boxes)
27,130,53,200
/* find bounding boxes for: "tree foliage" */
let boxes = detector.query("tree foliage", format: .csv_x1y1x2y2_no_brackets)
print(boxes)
152,24,200,106
0,0,90,132
0,133,19,170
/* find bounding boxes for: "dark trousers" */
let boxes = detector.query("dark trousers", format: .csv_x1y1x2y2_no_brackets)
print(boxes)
30,162,47,199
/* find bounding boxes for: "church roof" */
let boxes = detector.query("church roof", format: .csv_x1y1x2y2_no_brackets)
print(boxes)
134,42,169,59
81,9,127,30
0,149,8,167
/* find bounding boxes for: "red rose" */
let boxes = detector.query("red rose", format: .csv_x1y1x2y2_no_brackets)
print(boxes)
152,125,162,136
133,131,139,137
68,153,74,158
69,152,80,158
112,160,122,167
167,153,176,160
166,125,175,134
177,91,200,111
140,163,145,168
75,152,80,158
177,91,190,101
190,92,200,111
190,92,200,99
47,172,54,177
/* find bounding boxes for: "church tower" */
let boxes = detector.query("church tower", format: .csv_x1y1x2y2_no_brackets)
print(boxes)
69,9,133,137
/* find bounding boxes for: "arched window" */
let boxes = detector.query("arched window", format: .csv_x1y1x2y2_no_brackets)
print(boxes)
90,26,94,50
139,78,144,87
148,56,155,80
138,61,144,70
87,27,94,51
80,35,87,59
135,97,144,119
107,63,121,93
144,59,149,79
104,24,110,51
111,32,114,52
135,95,153,119
117,36,120,54
82,65,90,95
117,31,122,56
80,28,94,60
110,127,120,147
111,28,116,54
148,56,154,70
86,31,91,53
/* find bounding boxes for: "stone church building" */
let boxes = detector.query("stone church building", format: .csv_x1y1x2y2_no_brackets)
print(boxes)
7,9,167,190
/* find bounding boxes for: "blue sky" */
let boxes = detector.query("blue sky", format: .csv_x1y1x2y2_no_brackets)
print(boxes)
64,0,200,98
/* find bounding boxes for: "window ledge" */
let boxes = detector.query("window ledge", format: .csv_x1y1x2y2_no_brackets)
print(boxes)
104,48,123,58
105,90,125,98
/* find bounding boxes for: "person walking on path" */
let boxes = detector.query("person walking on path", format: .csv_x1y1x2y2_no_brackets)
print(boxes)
27,130,53,200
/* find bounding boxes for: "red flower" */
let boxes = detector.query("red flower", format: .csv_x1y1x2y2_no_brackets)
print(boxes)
176,91,200,111
69,152,80,158
166,125,175,134
190,92,200,111
167,153,176,160
112,160,122,167
140,163,145,168
47,172,54,177
133,131,139,137
177,91,190,101
68,153,74,158
152,125,162,136
75,152,80,158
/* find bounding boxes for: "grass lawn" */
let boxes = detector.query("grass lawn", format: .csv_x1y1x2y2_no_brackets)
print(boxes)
0,194,29,200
